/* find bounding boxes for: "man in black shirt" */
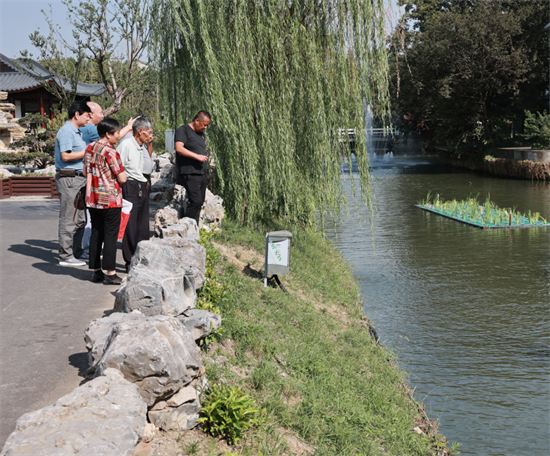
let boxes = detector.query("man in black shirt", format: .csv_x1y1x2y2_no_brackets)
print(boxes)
174,110,211,225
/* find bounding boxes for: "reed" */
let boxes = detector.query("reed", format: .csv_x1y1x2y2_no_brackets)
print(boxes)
417,194,548,227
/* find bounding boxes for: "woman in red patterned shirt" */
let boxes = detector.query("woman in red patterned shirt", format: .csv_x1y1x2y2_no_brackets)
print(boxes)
83,118,127,284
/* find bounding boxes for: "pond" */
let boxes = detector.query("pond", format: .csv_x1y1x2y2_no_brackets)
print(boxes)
326,155,550,456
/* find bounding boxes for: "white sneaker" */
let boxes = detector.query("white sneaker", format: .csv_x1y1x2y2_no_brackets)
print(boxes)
59,257,86,267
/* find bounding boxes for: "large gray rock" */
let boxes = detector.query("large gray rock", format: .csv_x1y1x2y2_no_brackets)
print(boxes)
177,309,222,341
130,237,206,289
0,369,147,456
154,237,206,288
95,315,202,406
115,239,198,316
202,189,224,225
114,263,196,316
83,312,144,376
160,217,199,241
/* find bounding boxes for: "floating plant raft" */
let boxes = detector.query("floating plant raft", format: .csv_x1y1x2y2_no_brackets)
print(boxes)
416,194,550,230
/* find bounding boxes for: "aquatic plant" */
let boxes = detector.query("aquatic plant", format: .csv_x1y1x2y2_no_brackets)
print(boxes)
417,194,548,227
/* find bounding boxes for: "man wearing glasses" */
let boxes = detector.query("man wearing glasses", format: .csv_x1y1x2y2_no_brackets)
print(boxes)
117,115,153,269
174,110,211,226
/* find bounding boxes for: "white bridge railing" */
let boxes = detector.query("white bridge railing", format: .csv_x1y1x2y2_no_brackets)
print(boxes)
338,127,397,142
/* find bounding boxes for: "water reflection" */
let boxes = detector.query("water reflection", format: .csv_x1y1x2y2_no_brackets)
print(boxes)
327,155,550,456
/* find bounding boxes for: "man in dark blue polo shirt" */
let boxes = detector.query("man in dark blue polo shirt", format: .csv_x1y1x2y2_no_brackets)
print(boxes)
54,101,91,266
174,110,211,225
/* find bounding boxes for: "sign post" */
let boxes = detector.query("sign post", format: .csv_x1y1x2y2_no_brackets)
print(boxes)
264,230,292,289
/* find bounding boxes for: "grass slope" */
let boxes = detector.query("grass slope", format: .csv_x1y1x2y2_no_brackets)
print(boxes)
188,219,450,456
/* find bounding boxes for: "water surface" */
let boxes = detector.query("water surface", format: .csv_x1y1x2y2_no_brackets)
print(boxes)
326,155,550,456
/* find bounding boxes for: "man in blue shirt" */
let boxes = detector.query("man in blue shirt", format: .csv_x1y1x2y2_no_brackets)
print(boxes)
54,101,91,266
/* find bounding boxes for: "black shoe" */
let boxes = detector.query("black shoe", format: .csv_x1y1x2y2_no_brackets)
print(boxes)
91,270,105,282
104,273,123,285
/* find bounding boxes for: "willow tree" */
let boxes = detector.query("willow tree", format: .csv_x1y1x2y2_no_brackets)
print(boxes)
152,0,389,226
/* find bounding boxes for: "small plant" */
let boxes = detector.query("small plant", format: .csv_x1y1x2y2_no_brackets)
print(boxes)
182,441,200,455
198,384,265,444
196,228,229,314
523,110,550,149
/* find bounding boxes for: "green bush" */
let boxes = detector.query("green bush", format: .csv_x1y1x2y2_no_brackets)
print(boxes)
198,384,265,444
523,110,550,149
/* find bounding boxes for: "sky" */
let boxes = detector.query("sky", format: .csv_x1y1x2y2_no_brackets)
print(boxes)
0,0,402,59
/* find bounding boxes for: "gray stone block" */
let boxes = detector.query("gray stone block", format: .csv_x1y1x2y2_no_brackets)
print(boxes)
130,237,206,290
83,312,144,376
147,400,200,431
0,369,147,456
177,309,222,341
114,263,196,316
95,316,201,406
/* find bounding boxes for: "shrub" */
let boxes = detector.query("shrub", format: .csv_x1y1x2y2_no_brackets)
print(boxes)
523,110,550,149
1,113,56,168
198,384,265,444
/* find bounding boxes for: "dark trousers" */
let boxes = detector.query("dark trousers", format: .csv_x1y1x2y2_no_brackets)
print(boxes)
89,207,121,271
121,179,150,265
179,173,207,225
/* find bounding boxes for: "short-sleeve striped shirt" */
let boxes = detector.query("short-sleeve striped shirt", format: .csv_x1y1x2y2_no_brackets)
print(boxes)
83,141,125,209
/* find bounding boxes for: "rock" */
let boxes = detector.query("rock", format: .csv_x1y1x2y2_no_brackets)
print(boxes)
95,315,201,406
149,191,164,202
202,189,224,225
167,184,187,217
151,177,175,193
165,385,198,407
84,312,144,376
115,238,199,316
153,207,179,237
33,165,56,176
150,401,167,411
0,369,147,456
133,441,153,456
0,168,13,178
159,163,174,179
145,237,206,289
160,217,199,241
156,155,171,171
177,309,222,341
114,262,196,316
141,423,158,443
147,400,200,431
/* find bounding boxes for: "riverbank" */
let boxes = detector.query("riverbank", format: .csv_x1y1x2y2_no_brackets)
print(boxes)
150,219,454,455
439,149,550,180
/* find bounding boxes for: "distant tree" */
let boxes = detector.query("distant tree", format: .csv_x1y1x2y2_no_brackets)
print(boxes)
390,0,549,148
25,0,153,116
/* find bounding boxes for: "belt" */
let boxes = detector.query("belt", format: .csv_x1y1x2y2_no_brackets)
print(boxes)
56,169,85,177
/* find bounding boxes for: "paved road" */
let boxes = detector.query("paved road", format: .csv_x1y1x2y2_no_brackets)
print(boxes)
0,198,130,447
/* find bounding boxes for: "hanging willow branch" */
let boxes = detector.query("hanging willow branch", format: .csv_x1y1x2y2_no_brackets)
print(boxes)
152,0,390,227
